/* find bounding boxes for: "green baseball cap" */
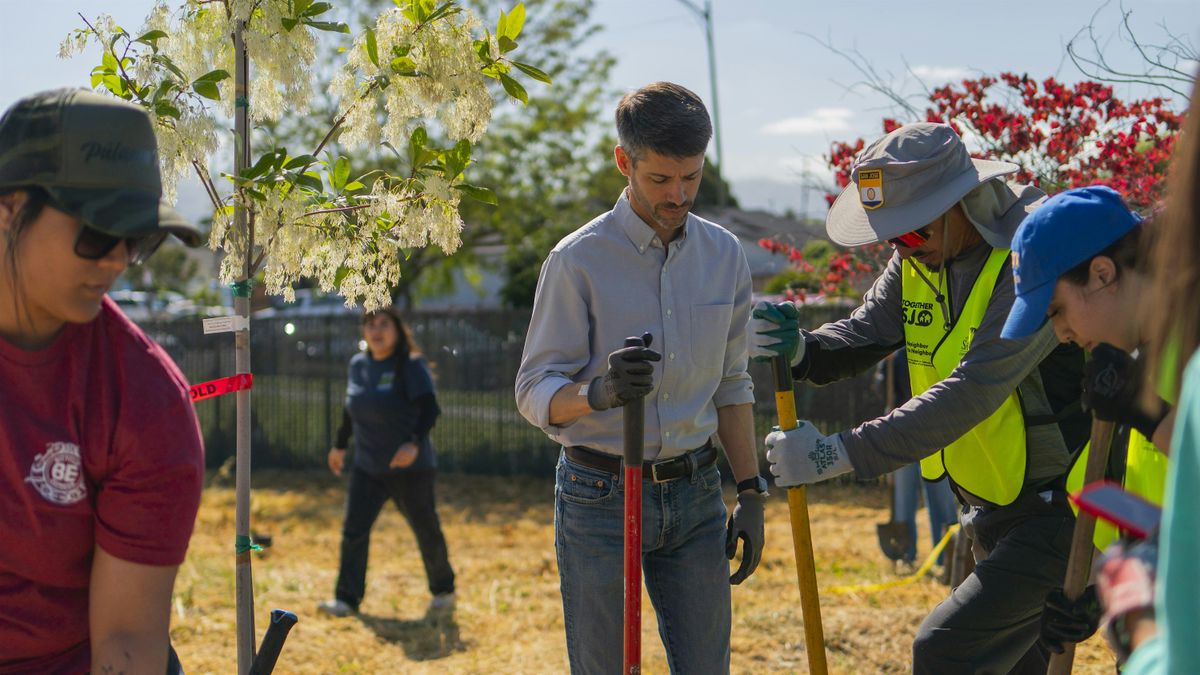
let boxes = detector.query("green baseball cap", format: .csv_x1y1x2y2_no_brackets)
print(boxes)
0,88,202,247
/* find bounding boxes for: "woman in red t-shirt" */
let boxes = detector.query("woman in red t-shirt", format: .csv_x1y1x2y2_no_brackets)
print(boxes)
0,89,205,674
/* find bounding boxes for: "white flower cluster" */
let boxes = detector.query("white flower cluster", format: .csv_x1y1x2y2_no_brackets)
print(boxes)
365,175,464,254
330,7,494,150
159,1,317,123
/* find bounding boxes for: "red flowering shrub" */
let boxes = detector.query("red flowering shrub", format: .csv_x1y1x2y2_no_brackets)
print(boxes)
764,73,1181,299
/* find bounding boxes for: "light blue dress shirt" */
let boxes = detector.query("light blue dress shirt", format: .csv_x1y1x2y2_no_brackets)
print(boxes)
515,190,755,460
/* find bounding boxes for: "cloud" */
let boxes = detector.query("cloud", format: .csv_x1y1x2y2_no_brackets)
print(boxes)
909,65,971,83
761,108,854,136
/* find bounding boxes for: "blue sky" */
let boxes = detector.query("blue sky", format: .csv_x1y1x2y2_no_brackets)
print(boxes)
3,0,1198,217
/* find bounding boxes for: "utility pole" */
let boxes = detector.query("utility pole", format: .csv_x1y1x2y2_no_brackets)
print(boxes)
674,0,726,206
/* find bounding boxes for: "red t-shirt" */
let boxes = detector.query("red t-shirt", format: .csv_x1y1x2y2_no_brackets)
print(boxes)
0,297,204,674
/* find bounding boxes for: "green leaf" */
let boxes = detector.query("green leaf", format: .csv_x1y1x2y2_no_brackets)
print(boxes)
301,2,332,17
499,73,528,104
151,79,176,102
281,17,298,31
192,80,221,100
425,1,460,23
102,50,118,73
332,157,350,192
343,181,365,193
243,151,281,181
498,36,518,54
441,139,472,180
473,36,491,62
284,154,317,169
296,172,324,193
334,266,351,288
506,4,526,39
102,74,126,97
497,9,508,41
135,29,168,45
511,61,551,84
295,0,314,15
194,69,231,84
365,27,379,68
390,56,418,76
154,101,182,120
409,127,428,168
455,184,498,205
153,54,187,82
303,19,350,33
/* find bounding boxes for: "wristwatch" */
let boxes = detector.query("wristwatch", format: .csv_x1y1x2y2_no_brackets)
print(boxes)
737,476,768,495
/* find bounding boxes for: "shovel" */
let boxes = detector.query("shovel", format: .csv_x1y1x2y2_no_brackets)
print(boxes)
875,353,914,562
876,473,914,562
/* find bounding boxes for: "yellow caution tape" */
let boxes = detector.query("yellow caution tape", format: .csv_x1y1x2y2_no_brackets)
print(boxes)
827,524,961,595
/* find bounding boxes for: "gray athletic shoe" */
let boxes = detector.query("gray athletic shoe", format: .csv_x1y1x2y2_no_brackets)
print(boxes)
428,592,455,611
317,599,355,618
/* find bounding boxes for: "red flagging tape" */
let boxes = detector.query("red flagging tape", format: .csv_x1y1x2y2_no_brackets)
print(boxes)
190,373,254,403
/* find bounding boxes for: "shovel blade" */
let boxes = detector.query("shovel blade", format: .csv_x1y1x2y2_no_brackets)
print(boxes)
876,521,913,562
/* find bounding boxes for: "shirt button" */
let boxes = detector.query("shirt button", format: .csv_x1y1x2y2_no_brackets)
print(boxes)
665,431,671,437
666,309,672,316
663,393,671,400
669,353,676,360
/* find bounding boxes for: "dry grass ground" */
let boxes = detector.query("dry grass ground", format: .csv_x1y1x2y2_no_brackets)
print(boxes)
172,471,1114,674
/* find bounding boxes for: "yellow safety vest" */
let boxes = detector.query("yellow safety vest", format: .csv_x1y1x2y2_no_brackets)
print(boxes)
903,249,1028,506
1066,430,1167,550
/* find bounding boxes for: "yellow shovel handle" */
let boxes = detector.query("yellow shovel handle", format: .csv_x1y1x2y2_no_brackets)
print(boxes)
773,355,828,675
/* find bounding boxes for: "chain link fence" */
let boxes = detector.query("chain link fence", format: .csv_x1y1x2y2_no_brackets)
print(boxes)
143,305,884,476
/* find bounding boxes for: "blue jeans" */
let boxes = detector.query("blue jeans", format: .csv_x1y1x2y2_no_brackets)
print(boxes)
893,464,959,564
554,450,731,675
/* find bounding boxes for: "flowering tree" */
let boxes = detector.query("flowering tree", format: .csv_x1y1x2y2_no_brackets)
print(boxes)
64,2,545,670
64,0,547,310
763,73,1183,299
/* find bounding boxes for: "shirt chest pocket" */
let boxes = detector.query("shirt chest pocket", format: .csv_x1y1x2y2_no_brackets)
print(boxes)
690,303,733,370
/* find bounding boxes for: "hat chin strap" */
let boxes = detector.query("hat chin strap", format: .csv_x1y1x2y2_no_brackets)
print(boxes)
907,213,954,332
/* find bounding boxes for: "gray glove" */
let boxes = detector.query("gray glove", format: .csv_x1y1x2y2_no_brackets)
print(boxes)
726,490,765,584
586,333,661,411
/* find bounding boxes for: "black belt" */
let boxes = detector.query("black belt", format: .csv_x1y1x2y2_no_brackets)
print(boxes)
565,442,717,483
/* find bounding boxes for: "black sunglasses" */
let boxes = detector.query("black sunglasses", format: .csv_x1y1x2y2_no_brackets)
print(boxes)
887,225,931,249
74,223,167,265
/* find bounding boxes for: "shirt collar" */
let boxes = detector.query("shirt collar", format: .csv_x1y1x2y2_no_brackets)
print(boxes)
614,189,689,254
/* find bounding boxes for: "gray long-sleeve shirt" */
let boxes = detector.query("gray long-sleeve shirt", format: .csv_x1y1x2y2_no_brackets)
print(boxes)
799,243,1084,493
515,191,755,460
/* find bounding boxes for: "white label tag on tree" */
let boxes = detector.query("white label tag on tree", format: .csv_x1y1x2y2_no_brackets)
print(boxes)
203,315,249,334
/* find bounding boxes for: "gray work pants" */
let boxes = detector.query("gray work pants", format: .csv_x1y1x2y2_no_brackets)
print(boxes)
912,491,1074,675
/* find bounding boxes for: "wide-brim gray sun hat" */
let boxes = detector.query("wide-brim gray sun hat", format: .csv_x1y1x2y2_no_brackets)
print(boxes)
826,123,1020,247
0,88,202,247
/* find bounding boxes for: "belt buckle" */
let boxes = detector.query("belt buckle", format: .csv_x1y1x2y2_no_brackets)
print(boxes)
650,461,669,484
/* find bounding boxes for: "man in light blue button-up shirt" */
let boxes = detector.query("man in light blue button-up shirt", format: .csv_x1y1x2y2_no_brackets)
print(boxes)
515,82,762,674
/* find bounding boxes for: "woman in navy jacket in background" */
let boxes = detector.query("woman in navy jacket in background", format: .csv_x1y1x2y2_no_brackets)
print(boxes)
318,307,456,617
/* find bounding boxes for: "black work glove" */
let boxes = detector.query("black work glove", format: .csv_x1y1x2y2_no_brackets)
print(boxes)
586,333,661,411
1038,585,1101,654
725,490,765,585
1082,343,1169,438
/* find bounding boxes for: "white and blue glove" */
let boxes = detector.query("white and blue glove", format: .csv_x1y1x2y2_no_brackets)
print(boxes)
764,421,852,487
748,300,804,366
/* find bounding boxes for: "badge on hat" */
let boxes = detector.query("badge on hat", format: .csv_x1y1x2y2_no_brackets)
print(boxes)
858,169,883,210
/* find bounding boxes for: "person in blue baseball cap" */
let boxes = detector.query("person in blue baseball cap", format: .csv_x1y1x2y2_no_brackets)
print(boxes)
1002,185,1173,663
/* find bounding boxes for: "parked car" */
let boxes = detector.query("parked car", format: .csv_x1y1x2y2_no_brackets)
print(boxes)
255,289,358,318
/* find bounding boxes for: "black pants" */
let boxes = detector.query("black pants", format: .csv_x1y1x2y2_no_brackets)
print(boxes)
912,492,1074,675
334,468,455,608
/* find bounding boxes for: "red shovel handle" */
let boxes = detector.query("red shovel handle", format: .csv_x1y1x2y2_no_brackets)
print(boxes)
622,335,646,675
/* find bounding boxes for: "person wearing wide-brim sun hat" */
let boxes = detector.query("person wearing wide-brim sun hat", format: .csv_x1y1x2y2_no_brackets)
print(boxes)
0,88,204,674
749,122,1091,673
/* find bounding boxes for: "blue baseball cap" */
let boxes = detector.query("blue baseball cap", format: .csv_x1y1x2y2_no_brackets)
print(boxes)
1001,186,1142,339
